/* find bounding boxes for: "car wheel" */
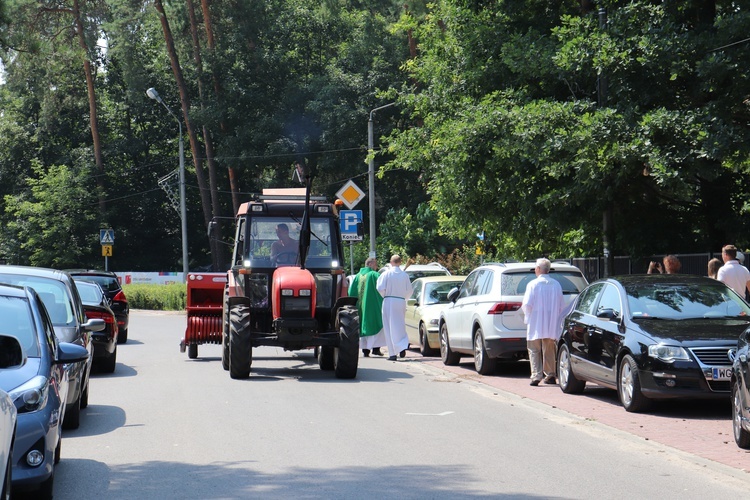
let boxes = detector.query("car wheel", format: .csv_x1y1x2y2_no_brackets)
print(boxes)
188,343,198,359
63,392,81,430
419,323,438,357
473,327,496,375
440,323,461,366
101,345,117,374
557,344,586,394
80,375,89,409
54,436,61,465
38,471,54,500
117,328,128,344
732,380,750,449
229,304,252,379
2,444,11,500
618,354,651,413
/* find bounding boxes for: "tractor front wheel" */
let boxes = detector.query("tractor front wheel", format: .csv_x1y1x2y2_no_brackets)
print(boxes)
334,306,360,379
229,304,252,379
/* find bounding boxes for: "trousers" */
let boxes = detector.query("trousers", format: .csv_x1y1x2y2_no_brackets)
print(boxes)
527,338,557,381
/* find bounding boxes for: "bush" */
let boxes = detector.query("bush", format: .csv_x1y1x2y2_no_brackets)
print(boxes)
123,283,186,311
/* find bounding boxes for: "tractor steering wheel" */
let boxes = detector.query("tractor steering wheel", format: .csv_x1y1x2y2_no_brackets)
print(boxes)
273,251,298,266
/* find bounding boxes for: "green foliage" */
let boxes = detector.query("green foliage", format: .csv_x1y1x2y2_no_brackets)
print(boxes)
122,283,186,310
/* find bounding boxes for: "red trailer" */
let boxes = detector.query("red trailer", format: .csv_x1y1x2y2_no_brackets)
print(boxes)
181,272,227,359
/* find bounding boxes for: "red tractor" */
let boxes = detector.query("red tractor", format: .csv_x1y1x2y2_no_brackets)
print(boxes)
182,176,360,379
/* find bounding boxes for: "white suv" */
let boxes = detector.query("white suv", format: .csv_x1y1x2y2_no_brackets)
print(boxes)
439,262,588,375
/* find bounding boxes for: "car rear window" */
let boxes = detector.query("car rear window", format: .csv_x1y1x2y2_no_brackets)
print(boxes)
75,275,120,293
76,282,104,305
502,271,588,296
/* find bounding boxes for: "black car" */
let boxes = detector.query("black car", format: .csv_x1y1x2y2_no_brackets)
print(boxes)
557,274,750,413
74,279,118,373
731,327,750,448
67,270,129,343
0,265,105,429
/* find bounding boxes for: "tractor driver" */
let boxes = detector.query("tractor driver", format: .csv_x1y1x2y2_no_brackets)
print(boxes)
270,223,298,265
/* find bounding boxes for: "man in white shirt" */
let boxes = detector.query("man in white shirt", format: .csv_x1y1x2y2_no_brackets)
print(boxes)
376,255,412,361
717,244,750,298
521,258,565,386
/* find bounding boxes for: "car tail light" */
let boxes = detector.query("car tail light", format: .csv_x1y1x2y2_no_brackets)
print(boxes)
488,302,522,314
85,310,115,324
113,290,127,303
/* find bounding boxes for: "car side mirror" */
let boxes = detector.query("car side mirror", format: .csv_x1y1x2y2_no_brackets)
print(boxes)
408,298,418,307
56,342,90,364
596,308,619,321
83,318,106,333
447,287,460,302
0,334,26,369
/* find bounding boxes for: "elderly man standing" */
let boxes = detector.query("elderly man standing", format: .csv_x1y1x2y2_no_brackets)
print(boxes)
377,254,412,361
521,258,565,386
348,257,386,357
718,244,750,298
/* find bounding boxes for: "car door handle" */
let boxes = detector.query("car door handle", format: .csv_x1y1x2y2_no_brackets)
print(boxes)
587,327,602,335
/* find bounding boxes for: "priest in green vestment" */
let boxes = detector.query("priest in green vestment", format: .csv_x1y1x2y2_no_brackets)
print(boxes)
348,257,386,356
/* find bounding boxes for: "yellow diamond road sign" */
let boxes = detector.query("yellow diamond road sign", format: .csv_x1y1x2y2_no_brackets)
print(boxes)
336,180,365,209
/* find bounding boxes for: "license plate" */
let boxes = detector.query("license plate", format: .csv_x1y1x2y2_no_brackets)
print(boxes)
711,367,732,381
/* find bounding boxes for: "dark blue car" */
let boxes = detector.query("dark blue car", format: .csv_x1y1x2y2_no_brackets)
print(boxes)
0,284,88,498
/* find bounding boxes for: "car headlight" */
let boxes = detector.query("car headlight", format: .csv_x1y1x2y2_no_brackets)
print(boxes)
648,345,690,363
429,319,439,326
9,375,50,413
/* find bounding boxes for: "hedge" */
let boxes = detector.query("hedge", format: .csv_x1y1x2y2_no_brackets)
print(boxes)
122,283,186,311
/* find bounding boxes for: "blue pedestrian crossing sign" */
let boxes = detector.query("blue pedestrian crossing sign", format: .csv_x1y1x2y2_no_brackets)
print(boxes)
339,210,363,241
100,229,115,245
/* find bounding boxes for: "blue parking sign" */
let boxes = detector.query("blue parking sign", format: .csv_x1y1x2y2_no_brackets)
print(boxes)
339,210,362,241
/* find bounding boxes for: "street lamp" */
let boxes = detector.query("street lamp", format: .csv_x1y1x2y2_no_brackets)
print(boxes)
147,87,189,281
368,102,396,259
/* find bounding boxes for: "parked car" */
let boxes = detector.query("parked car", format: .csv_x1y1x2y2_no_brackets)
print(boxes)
73,279,118,373
439,262,588,375
406,276,467,356
731,326,750,448
0,284,89,498
379,262,451,281
1,386,17,500
0,265,104,430
67,270,129,343
557,274,750,413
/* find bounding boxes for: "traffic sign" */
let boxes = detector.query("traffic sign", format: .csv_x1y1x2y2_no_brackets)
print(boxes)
340,210,363,241
102,245,113,257
100,228,115,245
336,180,365,209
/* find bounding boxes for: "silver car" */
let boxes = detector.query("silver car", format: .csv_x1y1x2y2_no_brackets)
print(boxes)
439,262,588,375
1,376,19,500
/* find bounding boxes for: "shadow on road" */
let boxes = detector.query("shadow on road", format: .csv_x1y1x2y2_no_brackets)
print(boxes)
46,459,569,500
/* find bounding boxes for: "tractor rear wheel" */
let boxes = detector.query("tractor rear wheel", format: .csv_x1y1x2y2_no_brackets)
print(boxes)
318,347,334,370
229,304,252,379
334,306,360,379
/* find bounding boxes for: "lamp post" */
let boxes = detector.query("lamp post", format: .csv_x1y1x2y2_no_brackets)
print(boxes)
147,87,189,281
367,102,396,259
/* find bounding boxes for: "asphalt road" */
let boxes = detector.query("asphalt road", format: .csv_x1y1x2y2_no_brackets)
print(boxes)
35,310,750,499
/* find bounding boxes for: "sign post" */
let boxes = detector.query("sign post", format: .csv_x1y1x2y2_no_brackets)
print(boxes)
339,210,363,274
100,228,115,271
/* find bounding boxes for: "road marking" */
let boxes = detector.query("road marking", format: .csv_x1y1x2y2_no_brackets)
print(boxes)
405,411,454,416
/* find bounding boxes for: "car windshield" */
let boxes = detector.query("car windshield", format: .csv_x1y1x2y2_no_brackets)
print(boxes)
502,271,588,296
423,281,465,305
0,274,74,326
626,282,750,319
0,295,39,357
